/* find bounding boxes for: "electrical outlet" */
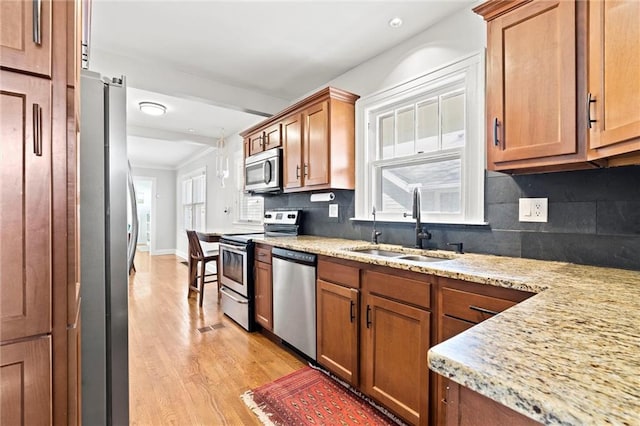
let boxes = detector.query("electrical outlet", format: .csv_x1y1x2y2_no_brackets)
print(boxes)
519,198,548,222
329,204,339,218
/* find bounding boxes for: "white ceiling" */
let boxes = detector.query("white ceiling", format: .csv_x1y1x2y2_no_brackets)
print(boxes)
127,135,210,169
127,87,263,139
90,0,475,169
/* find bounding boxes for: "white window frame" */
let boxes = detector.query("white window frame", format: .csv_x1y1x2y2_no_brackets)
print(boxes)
234,155,264,224
354,52,485,225
180,167,206,231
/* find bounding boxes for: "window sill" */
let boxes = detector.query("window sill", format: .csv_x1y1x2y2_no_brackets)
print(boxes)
350,217,489,227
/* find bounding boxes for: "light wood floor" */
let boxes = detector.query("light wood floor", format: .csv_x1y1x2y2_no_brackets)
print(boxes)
128,252,304,425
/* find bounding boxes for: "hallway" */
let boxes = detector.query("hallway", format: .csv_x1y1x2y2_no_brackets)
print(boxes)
128,253,304,425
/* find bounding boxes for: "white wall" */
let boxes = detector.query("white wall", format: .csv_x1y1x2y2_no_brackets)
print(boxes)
163,6,486,256
174,135,260,258
325,7,485,98
132,167,177,254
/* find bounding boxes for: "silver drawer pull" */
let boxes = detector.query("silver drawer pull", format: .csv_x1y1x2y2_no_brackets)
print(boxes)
220,288,248,304
33,0,42,45
469,305,499,316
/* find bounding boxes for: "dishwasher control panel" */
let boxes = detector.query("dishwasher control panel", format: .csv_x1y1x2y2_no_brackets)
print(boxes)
272,247,317,265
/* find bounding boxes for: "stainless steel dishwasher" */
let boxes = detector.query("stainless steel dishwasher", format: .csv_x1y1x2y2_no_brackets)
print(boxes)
272,247,317,360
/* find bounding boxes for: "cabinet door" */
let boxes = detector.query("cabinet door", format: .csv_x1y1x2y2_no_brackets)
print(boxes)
0,0,52,77
588,0,640,155
254,261,273,330
1,336,51,425
1,72,52,341
443,381,539,426
67,300,81,426
248,131,265,156
362,293,430,425
263,123,281,150
303,101,330,187
282,113,303,190
486,0,576,167
317,279,359,386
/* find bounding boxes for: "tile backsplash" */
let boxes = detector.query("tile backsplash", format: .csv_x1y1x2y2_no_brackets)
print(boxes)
264,165,640,271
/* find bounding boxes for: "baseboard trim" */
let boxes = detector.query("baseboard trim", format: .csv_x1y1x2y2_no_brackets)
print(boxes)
175,250,188,260
151,249,177,256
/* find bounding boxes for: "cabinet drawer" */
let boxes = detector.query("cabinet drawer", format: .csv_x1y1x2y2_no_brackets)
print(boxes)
442,288,516,324
255,245,272,264
363,270,430,309
318,259,359,289
441,315,475,342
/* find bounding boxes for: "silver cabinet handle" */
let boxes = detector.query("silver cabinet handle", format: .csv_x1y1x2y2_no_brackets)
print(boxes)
220,287,248,304
587,92,597,129
32,103,42,156
33,0,42,45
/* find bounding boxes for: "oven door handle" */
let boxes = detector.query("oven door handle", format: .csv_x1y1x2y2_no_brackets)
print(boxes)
220,287,249,304
220,243,247,254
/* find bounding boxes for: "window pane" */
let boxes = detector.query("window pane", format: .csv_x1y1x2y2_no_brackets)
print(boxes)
441,92,465,149
380,158,461,215
396,107,414,157
416,100,438,153
379,114,394,159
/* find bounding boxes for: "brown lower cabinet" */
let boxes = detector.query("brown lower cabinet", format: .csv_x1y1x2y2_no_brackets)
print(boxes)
317,258,432,425
254,244,273,330
317,279,359,386
435,277,535,426
0,336,52,425
316,256,538,426
442,380,540,426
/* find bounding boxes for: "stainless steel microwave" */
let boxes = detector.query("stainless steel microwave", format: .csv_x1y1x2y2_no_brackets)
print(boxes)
244,148,281,193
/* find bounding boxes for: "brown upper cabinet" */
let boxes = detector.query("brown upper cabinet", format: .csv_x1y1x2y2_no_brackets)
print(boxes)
474,0,640,173
248,122,282,156
240,87,359,192
587,0,640,161
1,0,52,77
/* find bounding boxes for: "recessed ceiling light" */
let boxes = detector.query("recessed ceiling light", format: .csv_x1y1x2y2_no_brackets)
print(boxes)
139,101,166,116
188,128,195,133
388,17,403,28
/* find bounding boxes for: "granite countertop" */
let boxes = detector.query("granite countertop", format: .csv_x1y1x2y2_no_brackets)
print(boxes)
257,235,640,425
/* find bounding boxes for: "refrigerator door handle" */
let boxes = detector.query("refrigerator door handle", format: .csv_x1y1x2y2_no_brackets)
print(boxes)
127,161,138,273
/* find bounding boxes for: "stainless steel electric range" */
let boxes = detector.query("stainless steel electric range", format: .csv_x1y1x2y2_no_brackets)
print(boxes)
218,210,302,331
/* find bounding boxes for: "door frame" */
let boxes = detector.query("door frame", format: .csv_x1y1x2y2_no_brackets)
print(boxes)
132,176,157,254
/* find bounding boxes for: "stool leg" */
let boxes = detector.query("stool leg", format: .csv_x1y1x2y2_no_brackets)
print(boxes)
199,259,206,307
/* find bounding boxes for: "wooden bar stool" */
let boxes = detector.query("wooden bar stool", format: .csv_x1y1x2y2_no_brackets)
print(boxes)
186,230,219,307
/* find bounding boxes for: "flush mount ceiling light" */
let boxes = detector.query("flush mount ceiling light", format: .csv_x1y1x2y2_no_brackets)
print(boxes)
138,101,166,116
388,17,403,28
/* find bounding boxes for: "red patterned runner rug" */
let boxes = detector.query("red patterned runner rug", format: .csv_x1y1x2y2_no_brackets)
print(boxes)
241,366,404,425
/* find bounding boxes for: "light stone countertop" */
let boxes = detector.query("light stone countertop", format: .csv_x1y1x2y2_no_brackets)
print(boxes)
257,235,640,426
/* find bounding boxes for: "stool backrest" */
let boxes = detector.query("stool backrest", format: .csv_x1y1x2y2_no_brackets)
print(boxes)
186,230,204,260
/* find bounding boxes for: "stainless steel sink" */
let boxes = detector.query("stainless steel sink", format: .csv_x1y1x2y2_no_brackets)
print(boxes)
350,248,405,257
348,247,453,263
396,254,449,263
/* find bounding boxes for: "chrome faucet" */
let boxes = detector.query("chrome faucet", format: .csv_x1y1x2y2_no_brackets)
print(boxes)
403,187,432,249
371,206,382,244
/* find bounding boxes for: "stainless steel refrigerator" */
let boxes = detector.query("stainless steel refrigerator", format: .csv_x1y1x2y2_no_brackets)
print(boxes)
80,70,135,425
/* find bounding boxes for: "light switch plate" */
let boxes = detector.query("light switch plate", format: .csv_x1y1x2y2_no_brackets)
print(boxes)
519,198,548,222
329,204,339,218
